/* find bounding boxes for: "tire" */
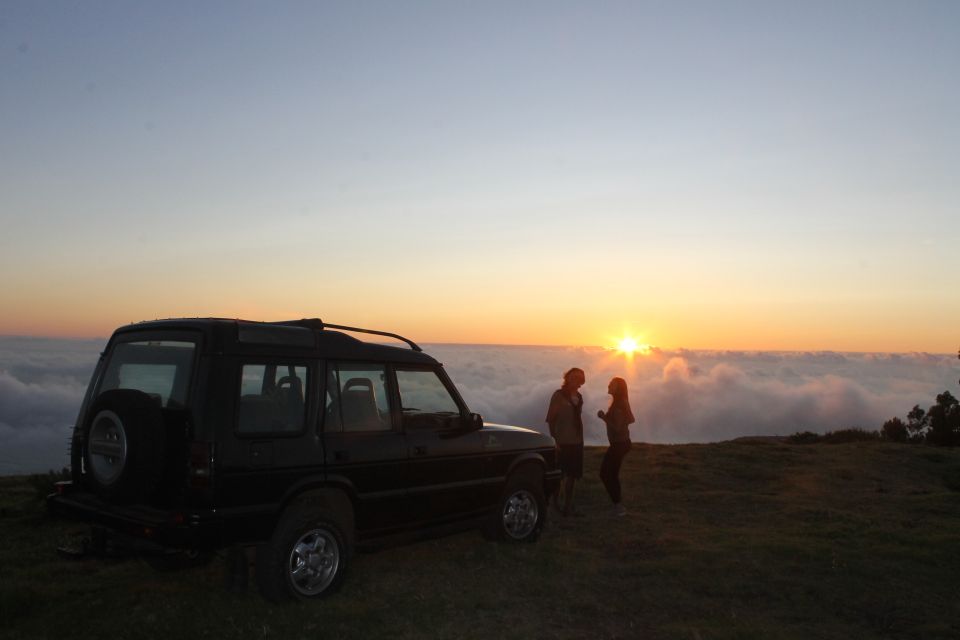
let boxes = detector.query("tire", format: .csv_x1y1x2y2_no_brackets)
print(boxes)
81,389,166,502
256,506,351,603
484,465,546,543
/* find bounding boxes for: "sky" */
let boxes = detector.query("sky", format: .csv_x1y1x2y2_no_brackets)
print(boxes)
1,336,956,474
1,1,958,351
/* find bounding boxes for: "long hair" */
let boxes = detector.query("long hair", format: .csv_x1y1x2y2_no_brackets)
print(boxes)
608,377,635,424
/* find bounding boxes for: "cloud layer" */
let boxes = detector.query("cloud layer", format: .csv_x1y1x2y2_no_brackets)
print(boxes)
0,337,102,475
0,337,956,474
432,345,959,446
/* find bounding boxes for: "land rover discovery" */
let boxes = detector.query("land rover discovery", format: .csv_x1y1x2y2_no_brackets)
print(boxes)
47,318,560,601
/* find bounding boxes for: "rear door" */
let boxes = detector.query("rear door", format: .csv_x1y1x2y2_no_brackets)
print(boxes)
217,358,319,512
91,332,201,505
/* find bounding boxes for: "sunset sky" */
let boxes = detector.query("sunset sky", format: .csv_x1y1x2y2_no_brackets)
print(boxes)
2,1,958,352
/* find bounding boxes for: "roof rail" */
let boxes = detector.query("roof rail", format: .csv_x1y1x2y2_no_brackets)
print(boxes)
272,318,422,352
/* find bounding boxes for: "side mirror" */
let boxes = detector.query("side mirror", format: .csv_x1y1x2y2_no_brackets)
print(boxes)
469,413,484,431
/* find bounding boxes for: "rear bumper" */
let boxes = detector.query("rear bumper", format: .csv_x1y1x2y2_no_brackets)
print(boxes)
46,482,221,550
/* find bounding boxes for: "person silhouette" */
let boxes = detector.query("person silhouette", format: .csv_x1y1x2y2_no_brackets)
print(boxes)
545,367,585,516
598,377,635,516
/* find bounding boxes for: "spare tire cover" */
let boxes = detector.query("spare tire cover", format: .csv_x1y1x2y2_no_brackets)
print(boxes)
83,389,167,502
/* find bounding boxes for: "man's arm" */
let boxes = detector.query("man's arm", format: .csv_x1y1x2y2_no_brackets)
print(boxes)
545,392,560,439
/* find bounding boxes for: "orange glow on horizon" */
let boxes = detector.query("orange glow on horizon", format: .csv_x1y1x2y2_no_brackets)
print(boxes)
0,298,955,354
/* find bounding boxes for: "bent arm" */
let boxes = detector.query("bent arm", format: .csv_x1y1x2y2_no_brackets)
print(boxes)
545,392,562,439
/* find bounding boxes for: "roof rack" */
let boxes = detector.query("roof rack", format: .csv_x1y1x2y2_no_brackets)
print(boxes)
272,318,422,352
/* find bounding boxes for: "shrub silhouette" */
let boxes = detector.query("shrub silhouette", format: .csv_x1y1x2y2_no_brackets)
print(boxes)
788,428,881,445
881,417,909,443
846,347,959,447
820,428,880,444
882,372,960,447
925,391,960,447
906,405,928,443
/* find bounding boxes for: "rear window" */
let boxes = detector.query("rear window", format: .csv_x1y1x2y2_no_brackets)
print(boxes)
99,340,196,408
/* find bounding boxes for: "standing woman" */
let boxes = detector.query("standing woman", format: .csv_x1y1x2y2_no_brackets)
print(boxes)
598,377,635,516
545,367,585,517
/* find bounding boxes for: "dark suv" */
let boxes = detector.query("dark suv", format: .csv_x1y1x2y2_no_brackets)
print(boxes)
48,318,559,601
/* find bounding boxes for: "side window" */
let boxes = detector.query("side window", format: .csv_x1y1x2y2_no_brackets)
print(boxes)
324,362,392,433
323,364,343,433
237,363,307,434
395,368,461,430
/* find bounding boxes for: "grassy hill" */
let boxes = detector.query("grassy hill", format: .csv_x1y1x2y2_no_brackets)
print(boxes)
2,441,959,640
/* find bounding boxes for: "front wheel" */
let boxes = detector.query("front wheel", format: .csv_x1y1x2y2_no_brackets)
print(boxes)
256,507,350,602
485,467,546,542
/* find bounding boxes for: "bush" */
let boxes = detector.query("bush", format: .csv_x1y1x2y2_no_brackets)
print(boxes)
788,431,822,444
788,429,881,445
881,417,909,443
889,392,960,447
907,404,927,442
925,391,960,447
820,428,881,444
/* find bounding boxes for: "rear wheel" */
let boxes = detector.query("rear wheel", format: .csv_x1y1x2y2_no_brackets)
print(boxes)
256,506,351,602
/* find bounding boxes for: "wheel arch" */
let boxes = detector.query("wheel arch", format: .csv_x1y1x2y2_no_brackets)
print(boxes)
506,452,547,479
277,481,357,545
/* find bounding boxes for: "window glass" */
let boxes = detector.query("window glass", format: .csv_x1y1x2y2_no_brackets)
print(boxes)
237,364,307,434
324,363,391,433
396,369,460,430
99,341,195,408
323,364,342,432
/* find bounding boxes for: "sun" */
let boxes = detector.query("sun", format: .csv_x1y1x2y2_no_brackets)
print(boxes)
615,335,652,356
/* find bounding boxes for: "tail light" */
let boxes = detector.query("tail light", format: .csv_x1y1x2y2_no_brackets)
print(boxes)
188,441,212,489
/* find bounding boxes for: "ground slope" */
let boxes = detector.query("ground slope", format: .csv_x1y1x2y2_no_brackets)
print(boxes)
2,441,959,640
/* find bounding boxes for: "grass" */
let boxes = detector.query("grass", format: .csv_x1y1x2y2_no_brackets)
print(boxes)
2,441,960,639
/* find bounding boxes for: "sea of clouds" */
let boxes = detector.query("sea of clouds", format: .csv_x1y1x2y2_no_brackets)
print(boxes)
0,337,105,475
1,336,956,475
435,345,958,447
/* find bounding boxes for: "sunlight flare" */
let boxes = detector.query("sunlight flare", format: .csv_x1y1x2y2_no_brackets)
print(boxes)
615,336,652,356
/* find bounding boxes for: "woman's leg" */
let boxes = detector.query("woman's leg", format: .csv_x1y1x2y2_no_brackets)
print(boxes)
600,447,616,502
608,443,630,504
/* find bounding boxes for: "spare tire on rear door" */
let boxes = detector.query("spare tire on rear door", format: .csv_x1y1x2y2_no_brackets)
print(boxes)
82,389,167,502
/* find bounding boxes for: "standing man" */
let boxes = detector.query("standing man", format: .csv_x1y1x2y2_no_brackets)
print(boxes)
546,367,585,517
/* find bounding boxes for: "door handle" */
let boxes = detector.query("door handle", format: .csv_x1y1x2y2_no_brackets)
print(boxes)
334,450,350,462
412,445,428,456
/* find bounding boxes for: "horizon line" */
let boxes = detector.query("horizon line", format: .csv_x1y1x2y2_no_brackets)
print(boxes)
0,332,954,357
